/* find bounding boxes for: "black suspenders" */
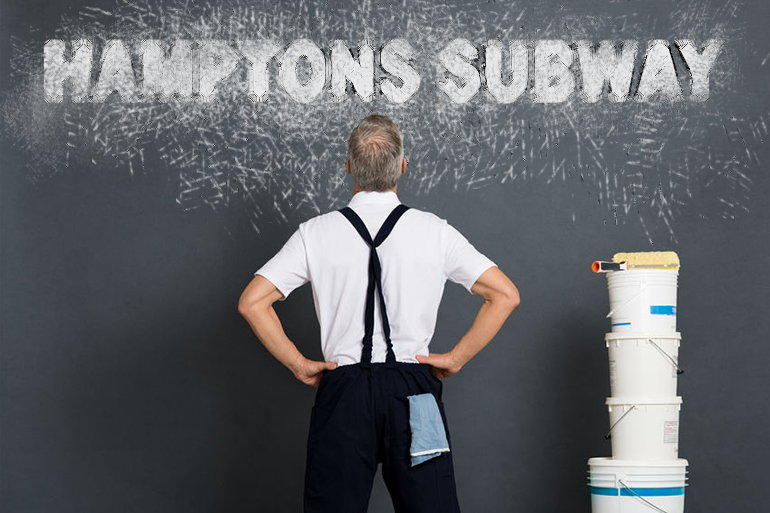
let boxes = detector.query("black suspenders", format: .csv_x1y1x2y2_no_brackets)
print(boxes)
338,204,411,365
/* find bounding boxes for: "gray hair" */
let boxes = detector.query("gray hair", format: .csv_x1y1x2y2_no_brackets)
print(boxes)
347,115,404,192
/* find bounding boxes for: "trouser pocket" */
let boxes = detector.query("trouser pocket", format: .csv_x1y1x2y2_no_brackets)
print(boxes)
382,394,461,512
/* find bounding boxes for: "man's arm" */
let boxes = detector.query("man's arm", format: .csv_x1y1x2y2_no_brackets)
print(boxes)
238,274,337,387
415,266,520,378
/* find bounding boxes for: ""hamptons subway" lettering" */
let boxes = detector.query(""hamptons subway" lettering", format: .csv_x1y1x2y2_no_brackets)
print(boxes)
43,38,723,104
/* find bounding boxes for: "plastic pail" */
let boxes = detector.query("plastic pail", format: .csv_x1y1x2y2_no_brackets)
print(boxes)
606,270,678,333
606,333,682,397
587,457,688,513
606,397,682,460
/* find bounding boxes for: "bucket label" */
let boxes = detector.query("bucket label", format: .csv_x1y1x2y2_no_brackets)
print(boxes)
650,305,677,316
609,360,616,387
664,421,679,443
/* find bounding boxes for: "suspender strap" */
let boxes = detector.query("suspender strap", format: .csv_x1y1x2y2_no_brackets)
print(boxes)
338,204,410,364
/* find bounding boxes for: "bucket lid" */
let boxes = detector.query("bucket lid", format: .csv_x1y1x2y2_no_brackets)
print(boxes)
605,332,681,342
605,396,682,406
588,457,689,467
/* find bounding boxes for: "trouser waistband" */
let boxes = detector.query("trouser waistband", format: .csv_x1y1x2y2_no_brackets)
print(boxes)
330,361,434,372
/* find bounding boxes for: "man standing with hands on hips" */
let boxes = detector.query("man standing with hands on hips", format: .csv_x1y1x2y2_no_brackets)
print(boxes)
238,114,520,512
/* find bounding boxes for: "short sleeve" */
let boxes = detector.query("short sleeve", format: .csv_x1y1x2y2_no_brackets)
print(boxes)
254,228,310,301
443,222,496,295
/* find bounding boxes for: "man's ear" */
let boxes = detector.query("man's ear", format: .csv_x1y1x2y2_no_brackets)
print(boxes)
401,157,406,174
346,159,351,174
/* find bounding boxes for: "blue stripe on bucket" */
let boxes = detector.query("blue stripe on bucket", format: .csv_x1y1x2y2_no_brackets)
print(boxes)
650,305,677,315
611,322,631,326
590,486,685,497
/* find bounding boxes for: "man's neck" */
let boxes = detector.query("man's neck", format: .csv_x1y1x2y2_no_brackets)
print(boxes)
353,184,398,194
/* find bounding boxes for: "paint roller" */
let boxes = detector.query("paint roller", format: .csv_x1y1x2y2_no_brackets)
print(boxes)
592,251,680,273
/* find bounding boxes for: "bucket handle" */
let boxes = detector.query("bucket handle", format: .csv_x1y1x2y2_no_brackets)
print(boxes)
604,405,636,440
618,479,669,513
647,338,684,375
606,281,648,319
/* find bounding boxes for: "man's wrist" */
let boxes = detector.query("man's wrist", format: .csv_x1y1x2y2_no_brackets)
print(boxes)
448,348,466,371
288,353,306,376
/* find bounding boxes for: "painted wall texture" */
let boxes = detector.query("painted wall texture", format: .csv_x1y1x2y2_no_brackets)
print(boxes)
1,0,768,511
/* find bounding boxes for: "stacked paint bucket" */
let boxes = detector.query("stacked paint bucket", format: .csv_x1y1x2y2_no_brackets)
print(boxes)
588,252,688,513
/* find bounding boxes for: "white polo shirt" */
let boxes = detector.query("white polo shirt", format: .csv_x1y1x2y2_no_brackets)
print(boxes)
254,191,496,366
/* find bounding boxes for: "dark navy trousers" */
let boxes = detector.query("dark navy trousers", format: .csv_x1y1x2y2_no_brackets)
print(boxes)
303,361,462,513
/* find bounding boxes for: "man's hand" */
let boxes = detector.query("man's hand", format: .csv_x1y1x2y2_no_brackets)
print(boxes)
415,352,463,380
290,355,338,388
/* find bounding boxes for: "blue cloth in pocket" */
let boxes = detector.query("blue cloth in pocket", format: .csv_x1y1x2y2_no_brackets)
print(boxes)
407,393,450,467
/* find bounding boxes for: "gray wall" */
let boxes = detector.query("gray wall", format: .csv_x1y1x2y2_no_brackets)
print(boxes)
2,0,769,512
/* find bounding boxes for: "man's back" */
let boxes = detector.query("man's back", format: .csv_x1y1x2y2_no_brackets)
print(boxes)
255,190,496,366
240,114,519,513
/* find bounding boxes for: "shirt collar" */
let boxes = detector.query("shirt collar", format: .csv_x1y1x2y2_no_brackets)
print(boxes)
347,190,401,208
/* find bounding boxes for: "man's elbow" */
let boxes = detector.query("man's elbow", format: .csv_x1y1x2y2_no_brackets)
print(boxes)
237,297,253,316
502,285,520,311
239,275,284,316
238,293,266,318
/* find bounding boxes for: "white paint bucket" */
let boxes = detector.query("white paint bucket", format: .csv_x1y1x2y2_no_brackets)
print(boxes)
606,270,678,333
605,397,682,460
606,333,682,397
587,457,688,513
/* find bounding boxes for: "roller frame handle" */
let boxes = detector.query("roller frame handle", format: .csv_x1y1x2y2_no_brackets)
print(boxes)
592,261,628,273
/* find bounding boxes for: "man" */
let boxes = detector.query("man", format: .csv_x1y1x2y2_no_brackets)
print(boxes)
238,114,519,512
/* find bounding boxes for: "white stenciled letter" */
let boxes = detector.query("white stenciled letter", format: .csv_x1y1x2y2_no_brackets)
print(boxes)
199,40,240,102
279,39,326,103
330,40,374,102
380,39,421,104
674,39,724,102
239,39,280,102
484,39,527,104
437,38,480,104
532,40,575,103
140,40,195,101
575,40,638,102
44,39,94,103
93,39,138,102
636,40,683,102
